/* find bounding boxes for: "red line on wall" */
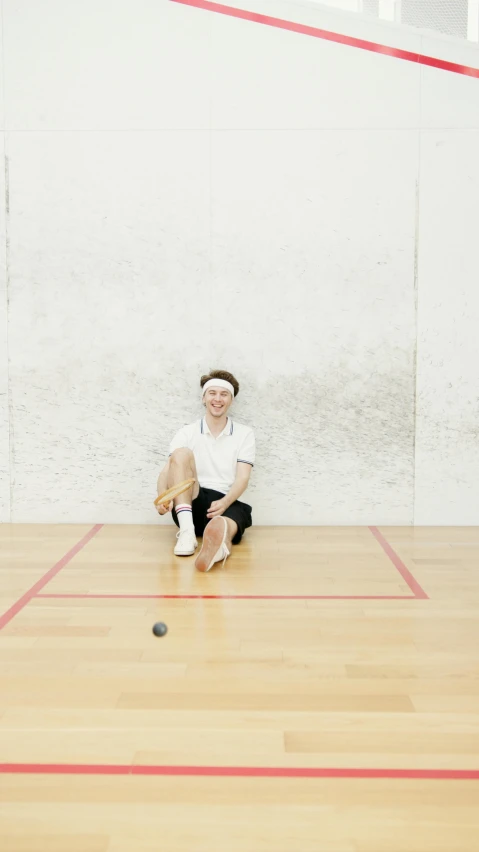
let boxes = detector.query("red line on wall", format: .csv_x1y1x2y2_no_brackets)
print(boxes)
170,0,479,79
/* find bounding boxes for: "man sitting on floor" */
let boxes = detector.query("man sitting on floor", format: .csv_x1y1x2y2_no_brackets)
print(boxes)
156,370,255,572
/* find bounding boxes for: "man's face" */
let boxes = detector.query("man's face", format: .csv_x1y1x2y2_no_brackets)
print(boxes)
204,387,233,419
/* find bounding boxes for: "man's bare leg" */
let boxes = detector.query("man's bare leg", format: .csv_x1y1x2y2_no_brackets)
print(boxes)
167,448,200,506
195,516,237,573
165,449,200,556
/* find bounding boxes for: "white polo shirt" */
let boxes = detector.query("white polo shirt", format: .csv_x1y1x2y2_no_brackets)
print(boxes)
169,417,255,495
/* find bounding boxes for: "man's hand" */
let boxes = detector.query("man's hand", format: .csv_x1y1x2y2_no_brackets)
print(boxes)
207,497,229,519
156,500,173,516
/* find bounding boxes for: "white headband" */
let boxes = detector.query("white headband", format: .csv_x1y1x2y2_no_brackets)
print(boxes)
202,378,235,398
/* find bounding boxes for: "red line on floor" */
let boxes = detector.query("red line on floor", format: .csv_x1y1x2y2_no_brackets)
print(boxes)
36,593,417,601
0,525,103,631
369,526,428,599
171,0,479,79
1,762,478,779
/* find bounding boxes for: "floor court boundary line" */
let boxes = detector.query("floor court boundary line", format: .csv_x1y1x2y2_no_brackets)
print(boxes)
1,762,478,779
34,527,426,602
171,0,479,79
0,525,103,631
36,593,418,600
369,526,428,599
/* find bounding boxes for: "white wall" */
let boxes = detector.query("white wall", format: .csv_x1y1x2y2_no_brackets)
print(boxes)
0,0,478,525
0,83,9,521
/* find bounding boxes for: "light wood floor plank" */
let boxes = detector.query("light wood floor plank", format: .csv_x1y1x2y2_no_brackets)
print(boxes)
1,524,479,849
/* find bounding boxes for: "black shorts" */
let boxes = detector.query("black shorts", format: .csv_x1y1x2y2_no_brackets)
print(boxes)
172,487,252,544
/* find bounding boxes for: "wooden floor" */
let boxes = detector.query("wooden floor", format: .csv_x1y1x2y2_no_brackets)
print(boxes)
1,524,479,851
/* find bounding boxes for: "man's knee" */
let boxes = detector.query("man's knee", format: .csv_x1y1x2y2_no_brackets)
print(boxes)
170,447,194,464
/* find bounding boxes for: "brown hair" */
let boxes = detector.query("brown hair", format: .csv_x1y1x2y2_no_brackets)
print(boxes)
200,370,239,397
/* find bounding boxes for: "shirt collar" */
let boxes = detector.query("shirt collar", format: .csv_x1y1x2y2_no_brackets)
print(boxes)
201,417,233,436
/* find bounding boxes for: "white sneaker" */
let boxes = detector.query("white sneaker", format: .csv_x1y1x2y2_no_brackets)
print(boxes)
209,541,230,572
174,528,198,556
195,517,230,572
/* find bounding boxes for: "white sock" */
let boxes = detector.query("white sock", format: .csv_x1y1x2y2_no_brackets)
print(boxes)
176,504,194,532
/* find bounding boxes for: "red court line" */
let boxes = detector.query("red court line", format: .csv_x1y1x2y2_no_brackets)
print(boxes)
1,762,478,779
369,526,428,599
171,0,479,79
0,525,103,631
36,593,417,600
